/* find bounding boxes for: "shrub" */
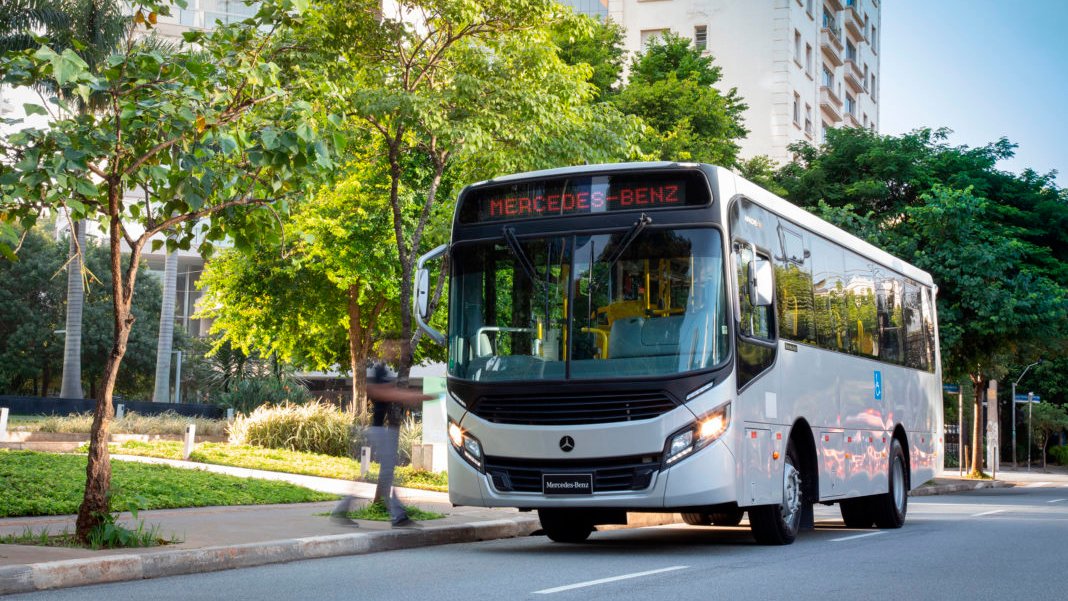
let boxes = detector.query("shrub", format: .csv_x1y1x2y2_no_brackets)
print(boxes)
398,413,422,467
1050,445,1068,467
14,411,227,437
228,402,352,457
212,377,311,415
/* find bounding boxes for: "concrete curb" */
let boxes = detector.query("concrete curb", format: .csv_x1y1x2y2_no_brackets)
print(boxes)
910,480,1014,496
0,516,540,596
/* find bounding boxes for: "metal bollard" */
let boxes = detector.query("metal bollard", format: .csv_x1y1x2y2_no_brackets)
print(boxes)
0,407,8,443
116,404,125,419
360,446,371,478
184,423,196,460
226,408,234,421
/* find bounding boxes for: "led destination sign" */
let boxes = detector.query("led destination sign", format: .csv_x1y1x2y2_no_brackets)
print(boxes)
458,171,711,224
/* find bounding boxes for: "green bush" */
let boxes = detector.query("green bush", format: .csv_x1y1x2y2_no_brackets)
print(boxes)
1050,445,1068,466
228,401,352,457
212,377,311,415
13,411,227,437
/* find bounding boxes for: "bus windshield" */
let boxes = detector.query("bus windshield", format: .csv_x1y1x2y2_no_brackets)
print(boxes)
448,228,728,381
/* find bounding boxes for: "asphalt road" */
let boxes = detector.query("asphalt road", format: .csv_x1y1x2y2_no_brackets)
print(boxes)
9,484,1067,601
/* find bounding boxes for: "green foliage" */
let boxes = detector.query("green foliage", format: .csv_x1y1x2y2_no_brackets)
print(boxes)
611,31,748,165
213,377,312,415
338,501,443,522
0,450,335,518
1050,445,1068,467
12,411,228,437
86,492,172,550
107,440,449,492
227,401,351,456
1029,402,1068,466
0,227,162,398
551,13,626,99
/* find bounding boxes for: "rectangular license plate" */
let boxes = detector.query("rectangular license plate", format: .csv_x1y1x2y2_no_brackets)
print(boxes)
542,474,593,495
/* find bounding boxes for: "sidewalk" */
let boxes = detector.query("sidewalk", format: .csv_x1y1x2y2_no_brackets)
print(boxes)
1,459,1059,596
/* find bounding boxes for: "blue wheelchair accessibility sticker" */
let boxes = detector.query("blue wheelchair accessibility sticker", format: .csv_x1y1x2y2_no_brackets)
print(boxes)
874,370,883,400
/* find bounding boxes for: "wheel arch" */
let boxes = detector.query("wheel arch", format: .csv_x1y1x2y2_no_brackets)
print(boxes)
892,424,912,490
789,418,819,502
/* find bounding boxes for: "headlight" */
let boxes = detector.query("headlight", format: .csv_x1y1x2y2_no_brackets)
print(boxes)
664,402,731,466
448,419,484,471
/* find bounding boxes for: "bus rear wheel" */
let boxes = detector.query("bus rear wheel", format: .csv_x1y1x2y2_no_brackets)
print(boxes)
538,509,594,543
839,497,875,528
872,438,908,528
749,442,802,545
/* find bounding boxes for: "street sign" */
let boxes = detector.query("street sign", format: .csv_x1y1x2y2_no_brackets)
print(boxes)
943,384,961,393
1013,394,1040,403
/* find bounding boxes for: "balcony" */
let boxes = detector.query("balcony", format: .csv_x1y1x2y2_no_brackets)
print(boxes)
821,27,844,66
843,112,861,128
820,86,843,122
825,0,844,10
844,5,864,40
844,59,864,93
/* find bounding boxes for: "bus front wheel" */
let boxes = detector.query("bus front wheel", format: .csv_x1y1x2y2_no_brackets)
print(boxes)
538,509,594,543
749,442,802,545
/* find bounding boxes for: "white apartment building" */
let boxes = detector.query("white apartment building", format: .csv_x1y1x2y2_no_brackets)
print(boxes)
563,0,881,166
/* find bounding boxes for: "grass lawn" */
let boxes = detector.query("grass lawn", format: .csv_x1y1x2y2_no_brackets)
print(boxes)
336,501,445,521
0,450,336,518
105,440,449,493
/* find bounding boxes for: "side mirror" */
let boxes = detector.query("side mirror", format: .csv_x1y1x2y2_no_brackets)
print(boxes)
749,258,774,307
413,244,448,345
415,268,431,321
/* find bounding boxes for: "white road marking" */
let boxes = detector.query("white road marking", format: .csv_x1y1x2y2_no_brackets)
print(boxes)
1026,482,1051,488
972,509,1005,517
830,531,886,543
533,566,689,595
1047,498,1067,504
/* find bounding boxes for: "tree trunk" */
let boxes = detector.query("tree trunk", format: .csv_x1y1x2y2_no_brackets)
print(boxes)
76,189,141,543
152,249,178,402
969,372,986,477
60,219,86,399
347,285,368,416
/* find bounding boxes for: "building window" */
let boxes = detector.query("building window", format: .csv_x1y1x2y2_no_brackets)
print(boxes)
640,29,669,48
793,93,801,126
804,104,812,135
845,93,856,116
694,25,708,51
871,25,877,51
805,43,813,73
862,113,868,127
794,30,802,63
822,65,834,88
846,41,857,62
870,74,876,98
822,121,830,142
807,0,814,17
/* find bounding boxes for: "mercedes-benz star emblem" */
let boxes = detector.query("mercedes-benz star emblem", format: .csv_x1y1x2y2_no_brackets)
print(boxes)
559,436,575,452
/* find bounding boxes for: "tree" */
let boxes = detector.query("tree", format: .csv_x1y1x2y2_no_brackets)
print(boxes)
199,164,402,415
1,0,326,541
550,13,627,99
1029,402,1068,468
779,128,1068,477
303,0,641,381
611,31,748,165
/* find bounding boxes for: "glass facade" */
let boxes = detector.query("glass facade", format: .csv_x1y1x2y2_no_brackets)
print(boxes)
557,0,609,18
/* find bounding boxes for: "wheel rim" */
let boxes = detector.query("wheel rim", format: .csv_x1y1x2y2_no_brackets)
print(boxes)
781,459,802,530
892,455,906,513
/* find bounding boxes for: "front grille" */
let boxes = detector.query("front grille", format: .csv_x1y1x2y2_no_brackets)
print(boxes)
471,391,678,425
485,455,660,493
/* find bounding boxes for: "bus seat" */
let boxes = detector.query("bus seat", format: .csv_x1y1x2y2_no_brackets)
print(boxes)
609,316,683,359
476,332,493,357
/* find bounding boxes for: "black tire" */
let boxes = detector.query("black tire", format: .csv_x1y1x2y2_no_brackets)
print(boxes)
681,512,711,526
709,509,744,527
839,497,875,528
872,438,908,528
538,509,594,543
749,442,803,545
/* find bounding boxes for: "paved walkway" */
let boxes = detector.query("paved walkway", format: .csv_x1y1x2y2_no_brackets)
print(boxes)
2,458,1064,596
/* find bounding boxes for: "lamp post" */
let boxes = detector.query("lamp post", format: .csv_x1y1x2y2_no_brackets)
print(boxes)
1011,359,1041,467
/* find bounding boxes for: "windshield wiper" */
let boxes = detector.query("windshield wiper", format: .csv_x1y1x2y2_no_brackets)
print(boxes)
502,226,539,285
605,213,652,272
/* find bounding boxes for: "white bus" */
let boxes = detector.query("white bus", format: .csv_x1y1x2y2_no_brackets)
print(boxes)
414,162,942,544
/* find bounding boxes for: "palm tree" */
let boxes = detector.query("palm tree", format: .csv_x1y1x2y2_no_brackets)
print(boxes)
2,1,127,398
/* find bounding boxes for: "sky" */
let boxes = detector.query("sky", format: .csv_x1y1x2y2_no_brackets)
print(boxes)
880,0,1068,188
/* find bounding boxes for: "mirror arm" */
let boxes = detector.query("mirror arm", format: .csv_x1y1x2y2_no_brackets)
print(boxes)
414,244,448,345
